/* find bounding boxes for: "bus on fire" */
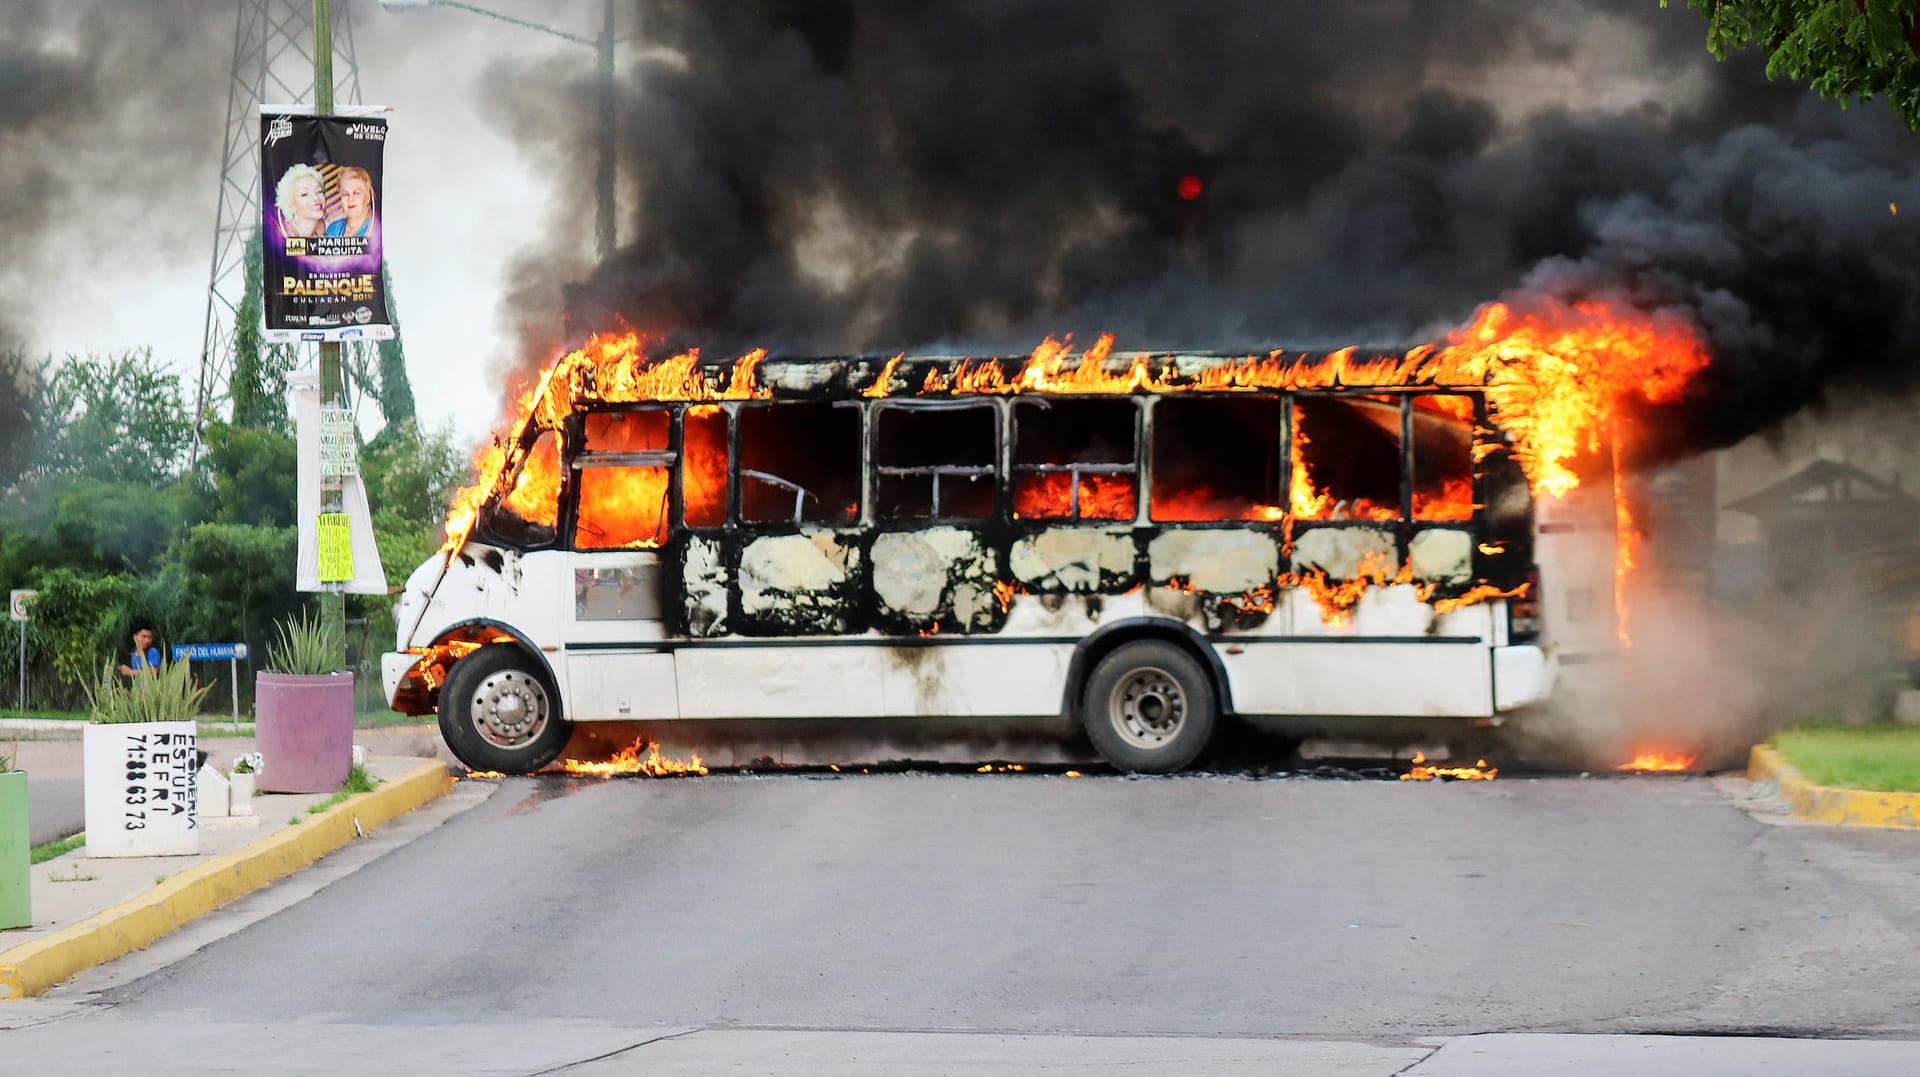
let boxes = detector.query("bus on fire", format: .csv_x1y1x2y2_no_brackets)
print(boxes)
383,326,1653,775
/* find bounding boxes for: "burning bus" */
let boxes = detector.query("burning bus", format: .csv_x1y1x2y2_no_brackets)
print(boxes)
382,301,1707,774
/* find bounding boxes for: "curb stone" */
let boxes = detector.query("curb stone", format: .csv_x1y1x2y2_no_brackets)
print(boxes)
1747,744,1920,830
0,759,451,999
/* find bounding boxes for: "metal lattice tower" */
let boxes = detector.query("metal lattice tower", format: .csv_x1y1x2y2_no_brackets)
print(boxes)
195,0,367,445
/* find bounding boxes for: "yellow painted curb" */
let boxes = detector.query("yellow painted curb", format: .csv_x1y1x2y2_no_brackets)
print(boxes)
1748,744,1920,830
0,759,451,1000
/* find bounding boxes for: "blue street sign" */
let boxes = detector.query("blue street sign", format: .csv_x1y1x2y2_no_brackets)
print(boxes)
172,643,249,662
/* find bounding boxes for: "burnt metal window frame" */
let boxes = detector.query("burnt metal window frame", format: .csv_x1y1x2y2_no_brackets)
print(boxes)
1283,388,1490,570
679,403,731,531
733,399,866,528
870,399,1001,523
1010,396,1144,524
1145,394,1288,528
562,405,680,552
474,424,564,552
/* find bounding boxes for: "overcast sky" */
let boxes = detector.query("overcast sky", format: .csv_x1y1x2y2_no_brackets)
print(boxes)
1,0,606,445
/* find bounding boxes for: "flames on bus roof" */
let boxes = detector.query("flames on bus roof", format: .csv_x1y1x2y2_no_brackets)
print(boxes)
439,297,1706,628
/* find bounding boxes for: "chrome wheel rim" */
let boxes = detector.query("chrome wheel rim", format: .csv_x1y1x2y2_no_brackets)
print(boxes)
469,669,549,750
1108,666,1186,749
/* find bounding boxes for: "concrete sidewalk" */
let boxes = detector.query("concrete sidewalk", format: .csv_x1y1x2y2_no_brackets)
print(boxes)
4,719,455,847
0,752,452,998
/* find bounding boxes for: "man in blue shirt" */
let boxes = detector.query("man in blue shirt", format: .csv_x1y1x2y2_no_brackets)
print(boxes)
117,623,161,678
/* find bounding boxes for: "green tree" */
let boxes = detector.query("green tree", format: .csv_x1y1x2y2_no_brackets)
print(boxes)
196,422,297,528
29,567,134,702
172,522,297,647
0,350,49,489
230,229,296,430
39,350,192,483
1669,0,1920,127
374,268,416,424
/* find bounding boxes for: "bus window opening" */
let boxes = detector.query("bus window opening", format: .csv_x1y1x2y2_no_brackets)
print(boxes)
574,411,671,549
1412,394,1475,521
1012,399,1137,521
683,405,729,528
482,429,560,547
739,402,861,525
876,405,997,520
1292,398,1400,521
1151,397,1283,522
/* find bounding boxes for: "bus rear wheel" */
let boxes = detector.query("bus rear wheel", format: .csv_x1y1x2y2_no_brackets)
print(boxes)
1082,640,1217,773
439,645,571,774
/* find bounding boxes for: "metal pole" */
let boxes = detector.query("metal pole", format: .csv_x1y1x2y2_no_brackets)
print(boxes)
596,0,616,258
17,625,24,711
231,656,240,731
314,0,348,669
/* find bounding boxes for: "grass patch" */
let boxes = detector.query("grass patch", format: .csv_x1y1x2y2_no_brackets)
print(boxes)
304,764,379,815
0,709,88,722
1772,723,1920,793
47,865,96,882
29,832,85,864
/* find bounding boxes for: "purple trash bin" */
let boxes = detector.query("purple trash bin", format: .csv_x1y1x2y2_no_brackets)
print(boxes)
255,671,355,793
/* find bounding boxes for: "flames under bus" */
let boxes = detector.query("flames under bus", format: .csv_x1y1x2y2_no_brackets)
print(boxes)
383,350,1615,775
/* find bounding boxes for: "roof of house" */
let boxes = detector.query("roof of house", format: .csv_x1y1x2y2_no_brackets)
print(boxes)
1725,459,1917,517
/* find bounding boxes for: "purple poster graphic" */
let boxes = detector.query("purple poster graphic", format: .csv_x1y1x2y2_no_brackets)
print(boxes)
260,111,395,342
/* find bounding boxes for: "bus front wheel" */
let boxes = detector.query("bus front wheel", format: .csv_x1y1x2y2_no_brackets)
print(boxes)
1082,640,1217,773
439,645,571,774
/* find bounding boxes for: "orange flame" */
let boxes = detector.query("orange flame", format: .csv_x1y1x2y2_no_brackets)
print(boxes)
1399,751,1499,781
1615,752,1697,772
442,301,1709,639
560,738,708,778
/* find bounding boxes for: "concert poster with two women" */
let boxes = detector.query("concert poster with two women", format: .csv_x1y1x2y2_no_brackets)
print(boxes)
260,110,394,342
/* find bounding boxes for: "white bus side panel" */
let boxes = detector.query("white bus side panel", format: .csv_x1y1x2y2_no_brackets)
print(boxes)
1224,642,1494,717
672,643,1073,719
565,652,680,720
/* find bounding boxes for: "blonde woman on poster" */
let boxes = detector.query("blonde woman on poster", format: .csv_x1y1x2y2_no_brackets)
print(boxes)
275,163,327,239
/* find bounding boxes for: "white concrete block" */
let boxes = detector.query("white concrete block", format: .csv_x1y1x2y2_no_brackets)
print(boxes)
196,766,230,818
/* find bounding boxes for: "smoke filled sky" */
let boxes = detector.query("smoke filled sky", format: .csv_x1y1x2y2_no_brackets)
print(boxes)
1,0,1916,449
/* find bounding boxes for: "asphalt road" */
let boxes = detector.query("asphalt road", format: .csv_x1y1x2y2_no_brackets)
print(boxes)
70,770,1920,1041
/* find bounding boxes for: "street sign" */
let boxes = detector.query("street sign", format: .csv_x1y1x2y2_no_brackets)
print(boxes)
171,642,252,730
10,589,33,709
172,643,250,662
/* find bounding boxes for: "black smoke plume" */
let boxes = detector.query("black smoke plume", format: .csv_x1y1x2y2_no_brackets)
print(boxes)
483,0,1920,459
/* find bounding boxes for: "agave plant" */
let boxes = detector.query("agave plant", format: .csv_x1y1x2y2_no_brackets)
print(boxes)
266,607,345,676
0,739,17,772
86,660,212,725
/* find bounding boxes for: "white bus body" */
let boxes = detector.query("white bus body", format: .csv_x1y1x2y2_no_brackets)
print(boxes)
385,370,1586,774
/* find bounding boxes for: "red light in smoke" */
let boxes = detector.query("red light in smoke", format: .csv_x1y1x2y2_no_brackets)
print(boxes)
1176,174,1204,201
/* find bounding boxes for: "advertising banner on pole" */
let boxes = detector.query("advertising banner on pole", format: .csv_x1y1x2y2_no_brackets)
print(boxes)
260,107,394,343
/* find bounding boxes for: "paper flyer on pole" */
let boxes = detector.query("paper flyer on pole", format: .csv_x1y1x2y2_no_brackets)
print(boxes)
260,108,395,343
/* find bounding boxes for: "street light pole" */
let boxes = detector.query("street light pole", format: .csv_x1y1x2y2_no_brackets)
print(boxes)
382,0,620,258
596,0,615,259
314,0,347,664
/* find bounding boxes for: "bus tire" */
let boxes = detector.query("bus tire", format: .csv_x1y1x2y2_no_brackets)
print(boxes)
1082,640,1216,773
438,645,571,774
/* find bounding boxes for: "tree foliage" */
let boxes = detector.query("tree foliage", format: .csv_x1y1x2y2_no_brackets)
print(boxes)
1670,0,1920,127
0,350,49,489
37,350,191,483
0,349,467,710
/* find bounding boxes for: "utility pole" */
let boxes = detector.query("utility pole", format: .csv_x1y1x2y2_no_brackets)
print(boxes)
314,0,347,664
596,0,615,258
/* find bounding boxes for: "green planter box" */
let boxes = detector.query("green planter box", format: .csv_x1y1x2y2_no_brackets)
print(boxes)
0,770,27,930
